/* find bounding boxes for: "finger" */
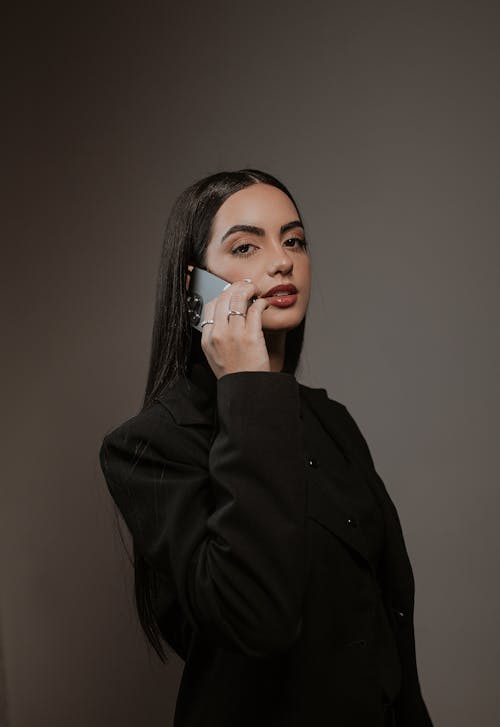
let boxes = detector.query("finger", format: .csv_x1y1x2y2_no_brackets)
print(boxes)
227,282,258,325
213,280,256,326
244,296,272,334
200,297,216,338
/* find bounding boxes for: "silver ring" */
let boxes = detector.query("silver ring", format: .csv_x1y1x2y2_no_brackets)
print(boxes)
200,319,215,327
227,309,247,322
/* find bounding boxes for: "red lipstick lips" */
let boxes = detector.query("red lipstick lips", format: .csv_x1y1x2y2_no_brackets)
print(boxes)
262,284,298,308
263,284,297,297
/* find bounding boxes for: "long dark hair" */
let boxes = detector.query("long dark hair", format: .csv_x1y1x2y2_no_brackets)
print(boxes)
134,169,308,662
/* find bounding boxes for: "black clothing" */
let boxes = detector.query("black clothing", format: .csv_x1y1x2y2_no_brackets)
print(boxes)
99,360,433,726
299,392,402,705
300,392,386,568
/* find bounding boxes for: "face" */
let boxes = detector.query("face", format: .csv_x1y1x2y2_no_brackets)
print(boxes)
201,183,311,333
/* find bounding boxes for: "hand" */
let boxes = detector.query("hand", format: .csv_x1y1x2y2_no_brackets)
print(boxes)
200,280,272,379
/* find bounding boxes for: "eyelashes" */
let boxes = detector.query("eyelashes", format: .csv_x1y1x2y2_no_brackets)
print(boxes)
231,238,308,257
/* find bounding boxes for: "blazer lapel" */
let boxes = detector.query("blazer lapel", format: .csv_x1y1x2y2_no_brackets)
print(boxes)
299,385,413,593
157,374,413,598
306,475,377,574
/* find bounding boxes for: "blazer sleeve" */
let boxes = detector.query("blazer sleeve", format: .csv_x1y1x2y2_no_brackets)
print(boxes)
99,370,307,659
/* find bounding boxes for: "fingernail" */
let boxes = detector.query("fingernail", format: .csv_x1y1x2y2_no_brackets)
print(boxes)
243,278,252,283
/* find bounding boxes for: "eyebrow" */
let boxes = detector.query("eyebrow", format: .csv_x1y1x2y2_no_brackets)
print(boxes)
220,220,304,244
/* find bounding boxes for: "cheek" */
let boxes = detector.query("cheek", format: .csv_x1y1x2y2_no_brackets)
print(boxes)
216,261,253,283
209,256,259,282
299,259,312,288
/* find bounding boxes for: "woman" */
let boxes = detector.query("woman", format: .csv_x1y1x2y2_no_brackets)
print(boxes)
99,169,434,726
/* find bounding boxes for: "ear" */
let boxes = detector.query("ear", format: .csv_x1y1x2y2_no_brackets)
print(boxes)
185,264,194,291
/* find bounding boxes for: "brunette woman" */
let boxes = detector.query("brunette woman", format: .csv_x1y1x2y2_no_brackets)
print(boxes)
99,169,433,727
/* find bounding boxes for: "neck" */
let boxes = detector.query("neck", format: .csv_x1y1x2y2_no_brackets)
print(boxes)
264,330,287,372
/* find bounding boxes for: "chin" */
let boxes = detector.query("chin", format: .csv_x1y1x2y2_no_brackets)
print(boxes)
262,309,305,332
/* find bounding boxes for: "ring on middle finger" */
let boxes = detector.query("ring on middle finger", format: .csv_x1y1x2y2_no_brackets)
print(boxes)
227,309,247,322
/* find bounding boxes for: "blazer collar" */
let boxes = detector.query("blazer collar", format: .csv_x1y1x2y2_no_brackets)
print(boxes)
155,359,217,426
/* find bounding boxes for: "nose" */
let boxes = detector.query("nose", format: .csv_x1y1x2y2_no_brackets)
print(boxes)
267,244,294,276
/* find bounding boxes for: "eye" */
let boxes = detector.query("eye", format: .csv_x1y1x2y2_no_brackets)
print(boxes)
284,237,308,250
231,242,258,257
230,237,308,257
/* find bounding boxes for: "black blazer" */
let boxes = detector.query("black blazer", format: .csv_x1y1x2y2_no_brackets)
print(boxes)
99,367,433,727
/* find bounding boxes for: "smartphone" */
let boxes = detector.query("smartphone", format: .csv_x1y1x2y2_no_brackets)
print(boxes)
187,266,256,331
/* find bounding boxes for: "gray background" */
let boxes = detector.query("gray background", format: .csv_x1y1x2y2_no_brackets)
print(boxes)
3,1,499,725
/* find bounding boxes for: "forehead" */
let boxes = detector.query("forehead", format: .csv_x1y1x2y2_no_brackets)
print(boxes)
212,184,299,229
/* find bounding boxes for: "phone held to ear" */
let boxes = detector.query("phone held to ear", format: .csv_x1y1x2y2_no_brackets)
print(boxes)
187,267,256,331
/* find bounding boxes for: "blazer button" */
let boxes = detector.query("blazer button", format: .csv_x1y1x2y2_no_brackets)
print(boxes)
307,457,319,468
346,517,359,527
347,639,367,648
393,608,406,619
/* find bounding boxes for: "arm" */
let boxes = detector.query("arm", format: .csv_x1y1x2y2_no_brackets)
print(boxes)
100,370,307,658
